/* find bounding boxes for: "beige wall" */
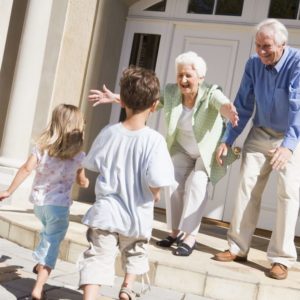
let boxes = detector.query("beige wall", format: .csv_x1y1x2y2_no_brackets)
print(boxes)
0,0,133,203
0,0,28,148
31,0,69,141
75,0,131,202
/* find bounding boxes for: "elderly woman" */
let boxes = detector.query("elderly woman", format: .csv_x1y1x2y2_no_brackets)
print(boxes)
89,51,238,257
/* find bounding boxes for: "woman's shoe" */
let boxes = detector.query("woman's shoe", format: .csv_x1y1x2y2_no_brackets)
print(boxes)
156,233,184,248
173,242,195,256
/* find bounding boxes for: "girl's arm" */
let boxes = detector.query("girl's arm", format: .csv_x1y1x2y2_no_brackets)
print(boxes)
0,154,38,201
76,168,89,188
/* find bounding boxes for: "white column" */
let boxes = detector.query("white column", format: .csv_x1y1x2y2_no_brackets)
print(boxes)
0,0,13,68
0,0,53,167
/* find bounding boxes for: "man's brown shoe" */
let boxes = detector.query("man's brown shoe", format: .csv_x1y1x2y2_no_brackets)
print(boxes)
213,250,247,262
268,263,288,280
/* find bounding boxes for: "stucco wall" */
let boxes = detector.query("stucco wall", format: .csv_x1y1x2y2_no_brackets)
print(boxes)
72,0,130,202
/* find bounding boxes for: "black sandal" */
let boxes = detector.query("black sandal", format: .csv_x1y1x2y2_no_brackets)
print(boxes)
173,242,195,256
156,233,184,248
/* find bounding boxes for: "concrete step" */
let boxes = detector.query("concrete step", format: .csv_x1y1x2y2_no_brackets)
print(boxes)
1,201,300,300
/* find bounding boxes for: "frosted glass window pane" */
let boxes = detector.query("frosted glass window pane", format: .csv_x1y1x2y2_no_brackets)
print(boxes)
144,0,167,12
268,0,299,19
187,0,215,14
216,0,243,16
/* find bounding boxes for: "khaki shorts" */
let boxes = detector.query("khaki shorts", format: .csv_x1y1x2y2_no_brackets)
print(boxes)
78,228,149,286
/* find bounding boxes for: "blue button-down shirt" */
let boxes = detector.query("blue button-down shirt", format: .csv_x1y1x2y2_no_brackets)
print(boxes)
223,46,300,151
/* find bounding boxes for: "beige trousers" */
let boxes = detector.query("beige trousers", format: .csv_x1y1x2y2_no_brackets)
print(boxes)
165,143,209,236
228,127,300,267
78,228,149,286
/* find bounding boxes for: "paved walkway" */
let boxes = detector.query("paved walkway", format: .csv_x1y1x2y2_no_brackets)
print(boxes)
1,200,300,299
0,237,210,300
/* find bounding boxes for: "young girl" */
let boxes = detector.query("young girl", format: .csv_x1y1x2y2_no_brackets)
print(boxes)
0,104,89,300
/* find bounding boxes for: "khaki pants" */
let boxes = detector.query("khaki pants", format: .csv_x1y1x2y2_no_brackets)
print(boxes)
228,127,300,267
165,143,209,236
78,228,149,286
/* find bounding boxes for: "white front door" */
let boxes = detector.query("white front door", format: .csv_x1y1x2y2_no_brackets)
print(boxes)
165,22,253,219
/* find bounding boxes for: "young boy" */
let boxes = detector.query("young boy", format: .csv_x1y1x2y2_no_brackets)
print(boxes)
78,66,176,300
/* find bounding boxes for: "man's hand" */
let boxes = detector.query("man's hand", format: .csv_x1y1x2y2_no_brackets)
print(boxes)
88,85,120,107
268,147,292,170
216,143,229,166
220,103,239,127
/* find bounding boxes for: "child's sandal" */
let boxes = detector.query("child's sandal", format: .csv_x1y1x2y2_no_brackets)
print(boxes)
32,263,40,274
119,286,136,300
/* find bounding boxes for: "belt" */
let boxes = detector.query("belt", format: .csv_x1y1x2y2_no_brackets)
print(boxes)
259,127,284,138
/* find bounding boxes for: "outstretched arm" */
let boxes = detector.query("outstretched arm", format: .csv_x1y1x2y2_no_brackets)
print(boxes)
220,103,239,127
0,154,38,201
88,85,120,107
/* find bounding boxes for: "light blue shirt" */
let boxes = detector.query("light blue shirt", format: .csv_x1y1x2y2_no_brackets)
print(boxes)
223,46,300,151
82,123,175,239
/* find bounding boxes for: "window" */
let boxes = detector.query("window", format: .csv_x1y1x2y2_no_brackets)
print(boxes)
129,33,161,69
144,0,167,12
119,33,161,122
187,0,244,16
268,0,300,19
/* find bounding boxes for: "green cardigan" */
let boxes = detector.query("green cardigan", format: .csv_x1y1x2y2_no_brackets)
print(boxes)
158,82,237,185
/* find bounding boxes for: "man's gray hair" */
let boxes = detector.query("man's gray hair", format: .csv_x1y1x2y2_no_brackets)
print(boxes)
175,51,207,78
256,19,288,45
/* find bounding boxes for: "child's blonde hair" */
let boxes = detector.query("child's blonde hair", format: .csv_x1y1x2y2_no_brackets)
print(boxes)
37,104,85,159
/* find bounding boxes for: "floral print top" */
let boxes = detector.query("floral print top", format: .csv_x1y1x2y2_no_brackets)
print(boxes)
29,146,85,207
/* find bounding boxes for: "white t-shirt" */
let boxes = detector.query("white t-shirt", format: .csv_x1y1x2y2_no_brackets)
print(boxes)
30,146,85,207
176,106,200,158
82,123,175,238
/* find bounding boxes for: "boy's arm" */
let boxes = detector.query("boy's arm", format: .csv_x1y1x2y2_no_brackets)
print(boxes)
76,168,89,188
149,186,160,203
0,154,38,201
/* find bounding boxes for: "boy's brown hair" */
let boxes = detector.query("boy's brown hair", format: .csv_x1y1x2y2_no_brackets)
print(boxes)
120,66,160,113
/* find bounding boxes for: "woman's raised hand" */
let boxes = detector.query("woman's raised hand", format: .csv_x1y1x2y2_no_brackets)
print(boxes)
220,103,239,127
88,85,120,107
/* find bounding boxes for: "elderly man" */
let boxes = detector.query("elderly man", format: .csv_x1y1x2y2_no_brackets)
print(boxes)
214,18,300,280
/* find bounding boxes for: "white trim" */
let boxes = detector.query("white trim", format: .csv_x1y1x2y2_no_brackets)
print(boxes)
129,0,300,28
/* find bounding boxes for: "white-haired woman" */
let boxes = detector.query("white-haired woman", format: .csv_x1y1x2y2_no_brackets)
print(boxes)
89,51,239,256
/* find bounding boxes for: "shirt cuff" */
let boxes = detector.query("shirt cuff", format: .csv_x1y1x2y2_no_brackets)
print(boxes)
281,138,298,152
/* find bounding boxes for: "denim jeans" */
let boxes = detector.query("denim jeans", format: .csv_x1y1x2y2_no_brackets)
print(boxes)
33,205,69,269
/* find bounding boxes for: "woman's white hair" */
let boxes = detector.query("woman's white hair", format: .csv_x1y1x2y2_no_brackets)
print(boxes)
256,18,288,45
175,51,207,78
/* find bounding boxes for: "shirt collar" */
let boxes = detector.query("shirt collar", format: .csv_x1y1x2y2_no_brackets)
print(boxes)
265,47,289,73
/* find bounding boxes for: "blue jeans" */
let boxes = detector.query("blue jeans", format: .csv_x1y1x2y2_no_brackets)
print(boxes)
33,205,69,269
